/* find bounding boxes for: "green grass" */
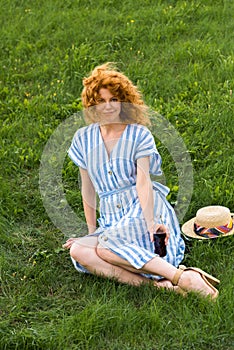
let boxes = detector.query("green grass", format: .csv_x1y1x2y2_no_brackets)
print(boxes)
0,0,234,349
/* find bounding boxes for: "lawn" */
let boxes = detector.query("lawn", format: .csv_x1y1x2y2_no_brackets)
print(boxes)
0,0,234,349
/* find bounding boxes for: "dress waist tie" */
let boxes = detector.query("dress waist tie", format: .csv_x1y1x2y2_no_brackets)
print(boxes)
99,184,136,199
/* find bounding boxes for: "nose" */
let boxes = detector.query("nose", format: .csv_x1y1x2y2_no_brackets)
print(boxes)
103,101,113,109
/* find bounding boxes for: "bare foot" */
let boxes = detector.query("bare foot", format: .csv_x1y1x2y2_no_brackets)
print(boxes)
154,279,180,292
154,279,187,296
155,279,174,289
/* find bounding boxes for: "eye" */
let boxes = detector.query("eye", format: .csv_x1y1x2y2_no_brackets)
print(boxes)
111,97,119,102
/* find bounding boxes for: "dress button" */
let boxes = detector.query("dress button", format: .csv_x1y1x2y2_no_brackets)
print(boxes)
103,236,108,241
108,170,113,175
116,204,121,209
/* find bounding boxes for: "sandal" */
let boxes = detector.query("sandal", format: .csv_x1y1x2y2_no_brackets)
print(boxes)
172,265,220,300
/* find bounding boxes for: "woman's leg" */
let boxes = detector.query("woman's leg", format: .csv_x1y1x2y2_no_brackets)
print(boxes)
64,236,174,289
96,246,218,298
66,236,149,286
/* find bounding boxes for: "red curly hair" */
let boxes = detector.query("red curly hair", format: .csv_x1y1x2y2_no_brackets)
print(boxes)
81,63,151,125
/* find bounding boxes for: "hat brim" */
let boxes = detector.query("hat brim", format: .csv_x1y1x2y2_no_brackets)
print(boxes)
182,214,234,240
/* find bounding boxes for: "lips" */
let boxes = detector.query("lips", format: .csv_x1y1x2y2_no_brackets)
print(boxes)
103,111,116,115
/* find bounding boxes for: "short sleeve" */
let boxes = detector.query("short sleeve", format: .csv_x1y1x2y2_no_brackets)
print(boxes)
67,128,87,169
135,127,162,176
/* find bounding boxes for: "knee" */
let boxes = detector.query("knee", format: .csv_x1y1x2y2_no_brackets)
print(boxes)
70,243,91,267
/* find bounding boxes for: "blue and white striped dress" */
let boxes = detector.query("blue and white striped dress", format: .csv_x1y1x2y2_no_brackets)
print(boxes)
68,123,185,278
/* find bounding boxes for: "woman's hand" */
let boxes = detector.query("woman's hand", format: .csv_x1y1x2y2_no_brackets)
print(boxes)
148,223,170,245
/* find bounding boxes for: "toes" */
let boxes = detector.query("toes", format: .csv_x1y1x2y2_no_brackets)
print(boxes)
155,279,174,289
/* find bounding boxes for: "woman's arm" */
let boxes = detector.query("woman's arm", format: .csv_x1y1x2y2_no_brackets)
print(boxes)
136,157,169,243
79,168,97,234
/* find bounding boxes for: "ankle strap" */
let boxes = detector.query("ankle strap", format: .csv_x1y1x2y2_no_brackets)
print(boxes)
172,265,186,285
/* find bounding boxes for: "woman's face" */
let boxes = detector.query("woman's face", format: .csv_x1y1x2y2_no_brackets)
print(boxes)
95,88,121,125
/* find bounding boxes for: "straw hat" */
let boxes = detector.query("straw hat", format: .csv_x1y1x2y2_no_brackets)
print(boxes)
182,206,234,239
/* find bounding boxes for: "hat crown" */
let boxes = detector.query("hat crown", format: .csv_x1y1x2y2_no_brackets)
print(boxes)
195,206,231,228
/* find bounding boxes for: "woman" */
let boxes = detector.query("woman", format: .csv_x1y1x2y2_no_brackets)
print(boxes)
63,63,219,299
